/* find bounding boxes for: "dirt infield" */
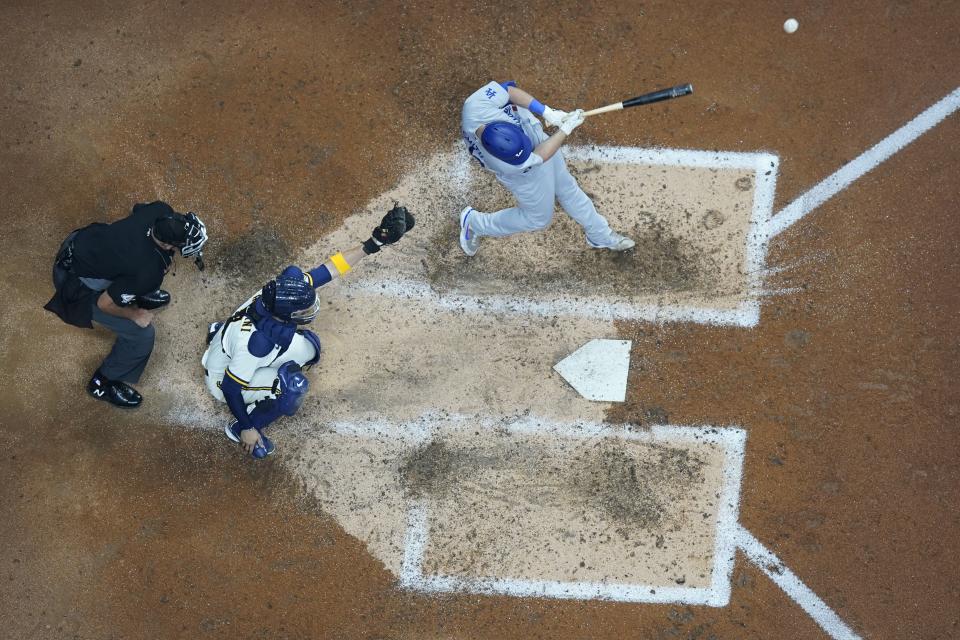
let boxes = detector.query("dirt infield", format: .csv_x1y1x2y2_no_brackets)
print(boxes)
2,1,959,639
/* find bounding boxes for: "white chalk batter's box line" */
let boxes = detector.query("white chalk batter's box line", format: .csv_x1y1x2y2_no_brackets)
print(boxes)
394,421,747,606
353,145,779,328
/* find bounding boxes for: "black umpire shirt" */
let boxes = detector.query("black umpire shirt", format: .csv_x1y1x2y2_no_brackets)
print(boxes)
71,201,175,307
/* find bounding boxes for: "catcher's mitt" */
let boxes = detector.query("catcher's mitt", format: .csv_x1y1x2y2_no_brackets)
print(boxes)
364,202,415,253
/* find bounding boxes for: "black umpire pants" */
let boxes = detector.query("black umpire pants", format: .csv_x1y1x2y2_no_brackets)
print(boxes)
89,300,155,383
51,241,155,384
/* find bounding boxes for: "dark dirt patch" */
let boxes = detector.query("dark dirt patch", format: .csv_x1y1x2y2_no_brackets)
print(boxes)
399,438,458,499
398,438,513,499
636,406,671,426
211,223,293,285
422,215,475,287
424,208,719,300
585,212,715,295
569,442,706,530
399,435,706,534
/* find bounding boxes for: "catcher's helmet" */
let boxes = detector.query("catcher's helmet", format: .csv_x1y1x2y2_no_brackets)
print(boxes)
153,211,208,269
480,122,533,165
260,272,319,325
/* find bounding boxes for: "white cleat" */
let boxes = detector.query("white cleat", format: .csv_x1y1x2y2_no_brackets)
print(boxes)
607,233,636,251
589,233,635,251
459,206,480,256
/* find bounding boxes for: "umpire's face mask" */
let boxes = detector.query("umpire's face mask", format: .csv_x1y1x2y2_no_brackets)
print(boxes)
153,212,208,270
179,212,207,270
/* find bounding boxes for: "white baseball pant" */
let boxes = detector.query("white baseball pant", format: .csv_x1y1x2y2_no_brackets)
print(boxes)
468,150,617,247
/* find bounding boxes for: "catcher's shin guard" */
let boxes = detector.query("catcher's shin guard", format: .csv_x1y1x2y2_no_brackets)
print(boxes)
243,362,310,431
246,400,283,430
276,361,309,416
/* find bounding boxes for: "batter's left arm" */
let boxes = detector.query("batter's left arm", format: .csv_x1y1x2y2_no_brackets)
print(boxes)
505,83,568,127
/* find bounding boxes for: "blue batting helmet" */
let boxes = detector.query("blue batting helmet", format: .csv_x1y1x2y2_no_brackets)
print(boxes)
261,271,319,325
480,122,533,165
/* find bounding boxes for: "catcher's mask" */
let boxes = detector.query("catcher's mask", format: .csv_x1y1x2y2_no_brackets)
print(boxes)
260,274,320,325
153,211,208,270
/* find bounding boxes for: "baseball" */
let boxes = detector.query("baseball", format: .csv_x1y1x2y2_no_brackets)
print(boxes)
784,18,799,33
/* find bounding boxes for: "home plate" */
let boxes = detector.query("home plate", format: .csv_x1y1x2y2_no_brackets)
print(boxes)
554,339,632,402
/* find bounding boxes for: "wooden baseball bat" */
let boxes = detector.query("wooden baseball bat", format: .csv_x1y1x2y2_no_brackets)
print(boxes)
583,83,694,117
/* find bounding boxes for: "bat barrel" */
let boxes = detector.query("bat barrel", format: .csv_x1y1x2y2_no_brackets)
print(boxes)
582,83,694,118
622,83,694,108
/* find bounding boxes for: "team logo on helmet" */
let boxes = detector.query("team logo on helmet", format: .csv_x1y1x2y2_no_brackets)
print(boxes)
480,122,533,166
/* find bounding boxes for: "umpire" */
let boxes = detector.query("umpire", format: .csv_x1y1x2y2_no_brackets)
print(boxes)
44,201,208,407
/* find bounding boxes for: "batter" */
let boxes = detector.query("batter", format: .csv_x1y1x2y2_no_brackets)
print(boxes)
459,80,635,256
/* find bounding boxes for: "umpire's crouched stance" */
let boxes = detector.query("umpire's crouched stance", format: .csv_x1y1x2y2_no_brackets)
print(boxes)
44,201,208,407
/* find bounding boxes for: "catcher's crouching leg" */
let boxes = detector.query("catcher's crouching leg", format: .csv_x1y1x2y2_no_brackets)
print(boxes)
285,329,320,369
276,361,309,415
298,329,321,368
246,361,310,429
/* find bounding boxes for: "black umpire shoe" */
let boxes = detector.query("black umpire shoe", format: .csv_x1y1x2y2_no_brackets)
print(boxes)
135,289,171,310
87,371,143,408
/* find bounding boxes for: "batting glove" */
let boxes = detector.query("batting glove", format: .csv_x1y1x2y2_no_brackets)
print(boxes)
542,106,568,128
559,109,585,135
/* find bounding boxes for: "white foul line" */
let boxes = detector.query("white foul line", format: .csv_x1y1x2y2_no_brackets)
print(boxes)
708,426,747,607
350,277,761,327
767,87,960,238
737,526,861,640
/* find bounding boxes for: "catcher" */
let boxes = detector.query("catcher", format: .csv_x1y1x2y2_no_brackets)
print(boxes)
201,204,414,459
